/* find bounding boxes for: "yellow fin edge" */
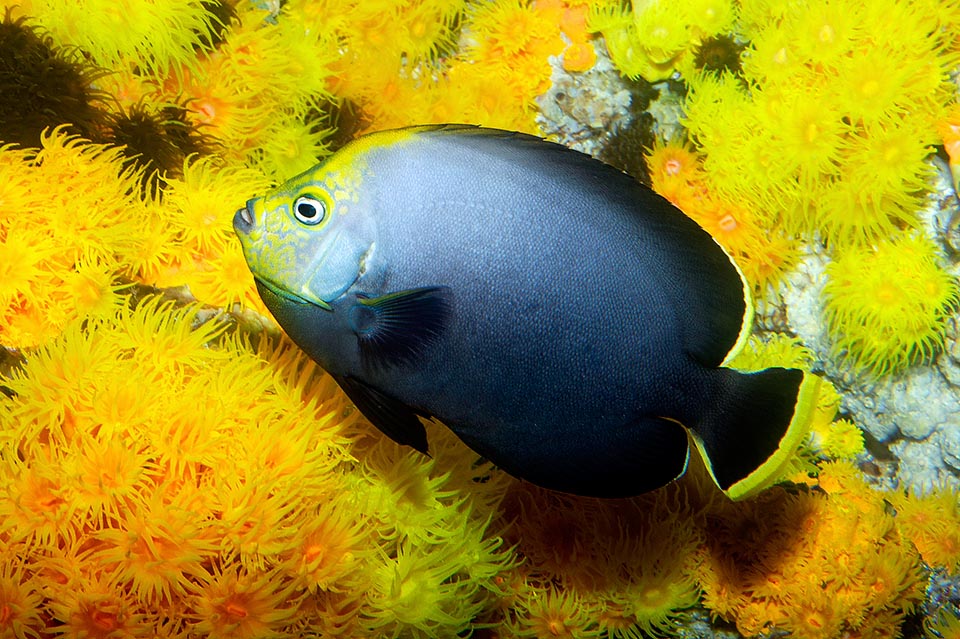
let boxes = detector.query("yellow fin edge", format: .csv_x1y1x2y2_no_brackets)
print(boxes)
691,372,823,501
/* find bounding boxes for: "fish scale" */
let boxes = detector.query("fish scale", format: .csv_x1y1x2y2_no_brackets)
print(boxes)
234,124,821,499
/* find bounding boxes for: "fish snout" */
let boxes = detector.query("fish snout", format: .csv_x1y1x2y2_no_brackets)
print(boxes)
233,199,257,234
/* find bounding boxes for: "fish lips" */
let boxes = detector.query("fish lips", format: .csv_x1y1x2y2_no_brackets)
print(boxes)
233,199,257,233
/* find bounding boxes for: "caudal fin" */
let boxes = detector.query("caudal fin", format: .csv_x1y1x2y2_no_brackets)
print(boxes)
690,368,821,500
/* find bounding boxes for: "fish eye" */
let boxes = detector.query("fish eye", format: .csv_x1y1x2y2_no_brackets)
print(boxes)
293,196,326,226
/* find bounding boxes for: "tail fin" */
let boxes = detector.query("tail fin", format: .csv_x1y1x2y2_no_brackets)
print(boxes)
689,368,821,500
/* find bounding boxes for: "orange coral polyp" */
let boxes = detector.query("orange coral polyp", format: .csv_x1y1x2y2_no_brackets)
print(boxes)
647,139,703,184
563,39,597,72
287,503,368,592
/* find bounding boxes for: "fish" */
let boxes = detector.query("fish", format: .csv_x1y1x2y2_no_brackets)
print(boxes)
233,125,821,500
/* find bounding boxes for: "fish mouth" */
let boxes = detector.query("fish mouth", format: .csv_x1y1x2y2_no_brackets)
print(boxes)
233,200,256,233
254,277,333,311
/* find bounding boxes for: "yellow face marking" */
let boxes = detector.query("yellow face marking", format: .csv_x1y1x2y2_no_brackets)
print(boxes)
238,127,426,304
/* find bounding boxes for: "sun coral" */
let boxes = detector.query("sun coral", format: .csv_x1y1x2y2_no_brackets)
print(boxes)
45,569,147,639
588,0,734,81
690,34,745,75
940,101,960,174
283,499,371,593
684,0,955,248
63,432,156,523
0,558,44,639
767,87,850,185
341,0,593,135
457,0,567,121
91,491,214,604
103,101,213,199
363,535,508,639
811,418,865,461
645,136,800,291
179,2,337,173
509,585,600,639
698,462,925,639
888,485,960,572
726,333,813,372
0,11,109,149
0,129,143,347
821,233,960,376
139,158,273,311
927,609,960,639
393,0,466,63
646,137,704,202
25,0,220,78
467,0,564,91
189,565,301,639
603,525,702,635
495,482,704,637
0,294,513,637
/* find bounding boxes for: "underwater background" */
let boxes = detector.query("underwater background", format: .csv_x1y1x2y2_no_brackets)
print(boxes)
1,0,960,637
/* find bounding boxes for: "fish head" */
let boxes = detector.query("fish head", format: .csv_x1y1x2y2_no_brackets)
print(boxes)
233,159,377,311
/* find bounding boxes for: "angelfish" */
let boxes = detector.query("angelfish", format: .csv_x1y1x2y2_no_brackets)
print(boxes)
233,125,820,499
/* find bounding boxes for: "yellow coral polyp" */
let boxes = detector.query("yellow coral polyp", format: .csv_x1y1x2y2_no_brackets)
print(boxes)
180,5,336,167
645,137,799,292
0,455,75,547
190,565,301,639
0,227,55,308
822,233,960,376
889,486,960,572
766,87,850,182
0,129,145,347
46,570,145,639
365,540,487,637
791,2,859,67
589,0,734,80
562,39,598,72
0,561,44,638
26,0,220,77
285,500,369,592
91,494,214,603
395,0,464,62
811,418,866,461
685,0,954,249
646,138,704,188
65,432,156,521
699,463,925,639
512,586,597,639
837,51,916,125
62,257,127,321
633,1,692,65
466,0,566,98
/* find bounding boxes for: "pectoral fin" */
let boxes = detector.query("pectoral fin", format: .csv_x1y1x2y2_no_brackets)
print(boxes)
350,286,452,368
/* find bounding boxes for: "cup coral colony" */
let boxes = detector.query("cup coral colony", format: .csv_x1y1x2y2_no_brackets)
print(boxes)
0,0,959,638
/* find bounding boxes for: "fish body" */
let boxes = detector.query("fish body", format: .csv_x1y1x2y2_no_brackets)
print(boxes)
234,125,819,499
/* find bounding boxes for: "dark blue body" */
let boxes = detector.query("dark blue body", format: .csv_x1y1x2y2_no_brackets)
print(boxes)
251,128,764,497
